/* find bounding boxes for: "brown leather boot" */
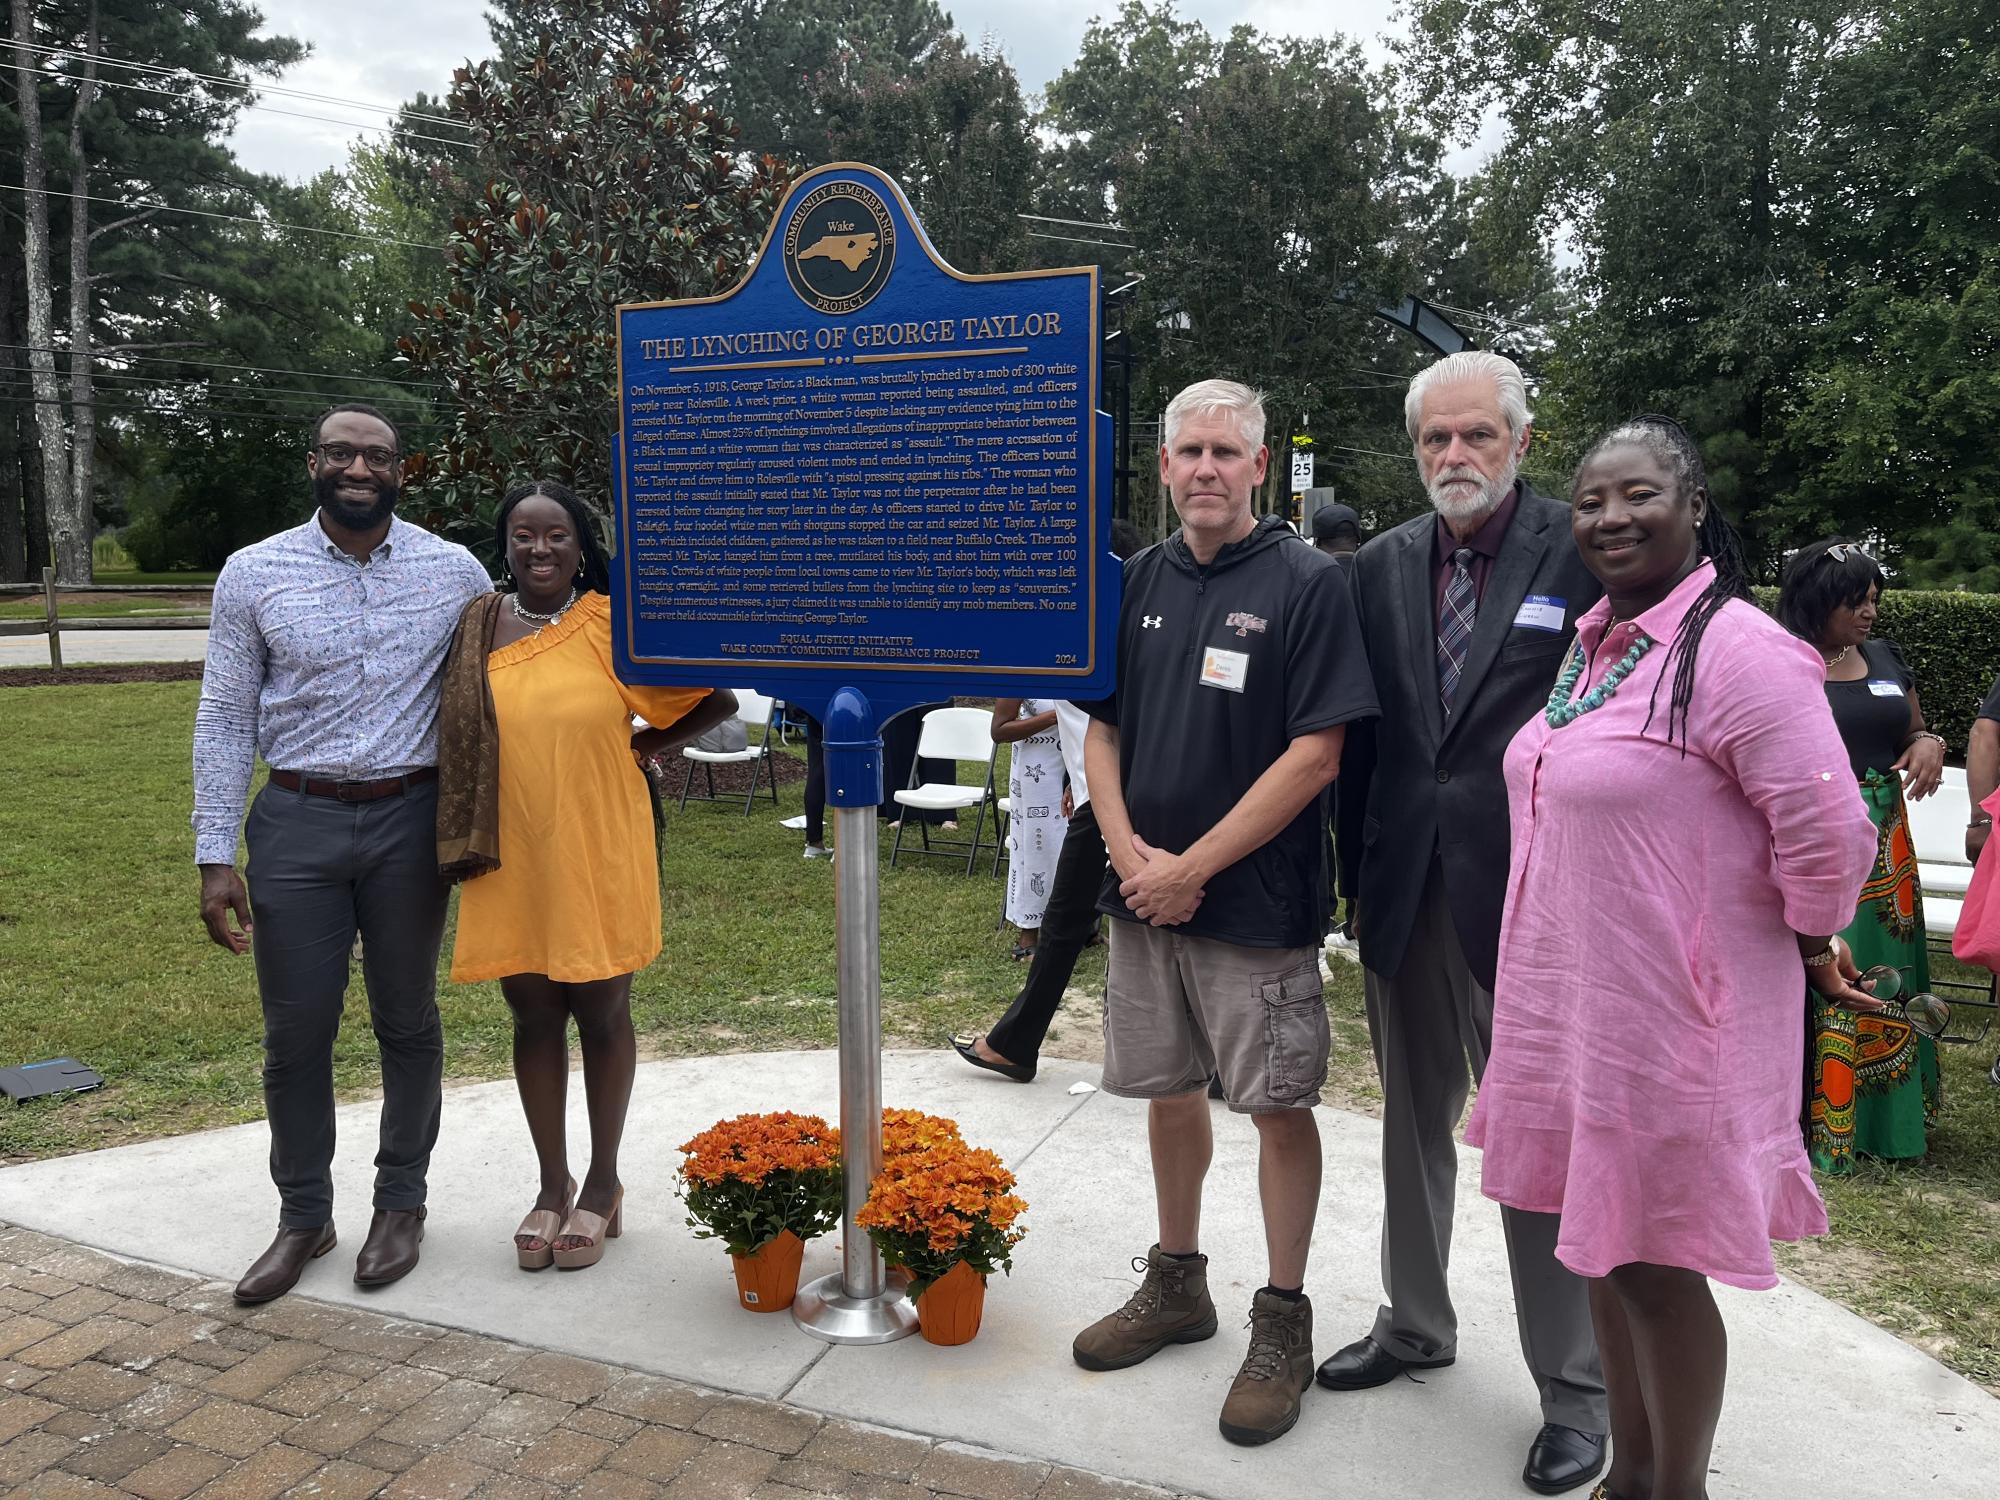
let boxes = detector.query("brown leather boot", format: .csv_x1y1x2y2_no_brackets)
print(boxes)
1217,1289,1315,1446
234,1223,337,1305
1072,1245,1218,1371
353,1207,425,1287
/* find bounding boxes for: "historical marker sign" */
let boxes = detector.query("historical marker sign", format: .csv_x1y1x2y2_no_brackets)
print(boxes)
611,163,1117,711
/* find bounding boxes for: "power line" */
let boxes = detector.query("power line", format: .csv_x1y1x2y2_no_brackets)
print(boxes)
0,342,441,392
0,390,440,427
0,59,472,151
7,37,474,133
0,182,444,250
0,369,435,413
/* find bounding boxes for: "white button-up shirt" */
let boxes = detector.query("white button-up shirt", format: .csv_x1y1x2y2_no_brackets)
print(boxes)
191,512,493,864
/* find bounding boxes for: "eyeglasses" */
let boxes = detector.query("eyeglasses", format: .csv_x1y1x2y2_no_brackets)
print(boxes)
1857,965,1951,1039
1826,543,1875,564
313,442,401,473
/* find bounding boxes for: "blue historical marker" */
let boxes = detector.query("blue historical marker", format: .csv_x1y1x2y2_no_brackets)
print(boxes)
611,163,1116,716
611,165,1117,1346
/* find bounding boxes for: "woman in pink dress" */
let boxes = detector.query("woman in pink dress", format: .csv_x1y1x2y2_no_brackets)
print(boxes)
1465,417,1880,1500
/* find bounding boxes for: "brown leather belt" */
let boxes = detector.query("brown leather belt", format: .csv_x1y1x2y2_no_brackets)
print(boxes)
269,767,438,802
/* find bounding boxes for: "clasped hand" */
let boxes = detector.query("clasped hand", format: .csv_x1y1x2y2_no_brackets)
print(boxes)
1807,935,1885,1014
1117,835,1206,926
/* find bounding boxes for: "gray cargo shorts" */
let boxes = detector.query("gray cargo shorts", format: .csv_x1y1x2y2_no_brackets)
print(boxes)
1101,919,1329,1113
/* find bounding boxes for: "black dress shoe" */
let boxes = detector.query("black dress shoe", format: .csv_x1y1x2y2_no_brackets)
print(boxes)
1314,1335,1455,1391
353,1207,426,1287
1522,1423,1607,1495
234,1223,337,1305
949,1035,1035,1083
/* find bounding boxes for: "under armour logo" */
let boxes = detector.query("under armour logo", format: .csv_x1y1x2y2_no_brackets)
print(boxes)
1142,615,1163,629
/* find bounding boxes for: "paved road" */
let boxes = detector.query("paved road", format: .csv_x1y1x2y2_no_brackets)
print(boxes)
0,628,208,667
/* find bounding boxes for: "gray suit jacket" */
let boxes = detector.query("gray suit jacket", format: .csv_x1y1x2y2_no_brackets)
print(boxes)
1336,482,1602,989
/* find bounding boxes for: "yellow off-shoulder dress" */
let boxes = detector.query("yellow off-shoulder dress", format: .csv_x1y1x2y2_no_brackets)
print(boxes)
449,591,708,983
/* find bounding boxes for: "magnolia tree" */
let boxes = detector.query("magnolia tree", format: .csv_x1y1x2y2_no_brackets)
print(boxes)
400,0,791,542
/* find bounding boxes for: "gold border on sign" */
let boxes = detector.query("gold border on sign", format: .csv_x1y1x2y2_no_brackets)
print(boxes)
615,162,1103,678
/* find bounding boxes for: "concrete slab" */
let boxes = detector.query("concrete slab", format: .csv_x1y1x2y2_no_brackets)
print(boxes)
0,627,209,666
0,1051,1086,1402
1,1049,1993,1498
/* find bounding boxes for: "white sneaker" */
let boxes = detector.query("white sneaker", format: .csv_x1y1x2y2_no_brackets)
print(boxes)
779,814,808,831
803,845,830,860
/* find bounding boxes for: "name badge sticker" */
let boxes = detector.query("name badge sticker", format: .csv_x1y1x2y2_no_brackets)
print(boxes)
1200,646,1250,693
1513,595,1566,633
1867,680,1906,698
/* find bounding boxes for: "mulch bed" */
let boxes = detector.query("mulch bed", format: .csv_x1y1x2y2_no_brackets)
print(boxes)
653,741,808,794
0,662,205,687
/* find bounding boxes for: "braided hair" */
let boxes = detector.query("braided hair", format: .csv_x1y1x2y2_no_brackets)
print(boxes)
494,478,613,594
1578,416,1753,751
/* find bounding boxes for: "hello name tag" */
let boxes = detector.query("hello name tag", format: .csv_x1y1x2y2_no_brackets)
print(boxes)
1200,646,1250,693
1512,595,1566,632
1867,680,1906,698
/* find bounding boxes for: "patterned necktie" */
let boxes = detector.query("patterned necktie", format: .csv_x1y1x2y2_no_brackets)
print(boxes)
1437,546,1476,714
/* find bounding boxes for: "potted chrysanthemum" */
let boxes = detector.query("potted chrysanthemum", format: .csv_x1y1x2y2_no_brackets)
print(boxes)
677,1111,843,1312
856,1142,1027,1345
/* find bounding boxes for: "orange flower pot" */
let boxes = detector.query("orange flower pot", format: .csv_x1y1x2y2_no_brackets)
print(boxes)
730,1229,805,1313
915,1259,987,1345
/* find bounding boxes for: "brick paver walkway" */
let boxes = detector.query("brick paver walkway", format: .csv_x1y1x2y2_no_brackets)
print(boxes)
0,1224,1182,1500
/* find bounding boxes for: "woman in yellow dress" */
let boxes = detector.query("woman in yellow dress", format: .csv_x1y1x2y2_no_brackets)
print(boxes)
437,480,733,1270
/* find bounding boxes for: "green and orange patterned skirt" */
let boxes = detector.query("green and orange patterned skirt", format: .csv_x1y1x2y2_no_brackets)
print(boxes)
1808,769,1942,1173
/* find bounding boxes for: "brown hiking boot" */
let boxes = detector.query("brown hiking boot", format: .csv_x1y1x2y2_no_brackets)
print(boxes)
1072,1245,1219,1371
1218,1289,1315,1446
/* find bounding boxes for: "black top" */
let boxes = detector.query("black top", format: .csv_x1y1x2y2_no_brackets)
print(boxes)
1979,668,2000,725
1082,515,1379,948
1825,637,1915,777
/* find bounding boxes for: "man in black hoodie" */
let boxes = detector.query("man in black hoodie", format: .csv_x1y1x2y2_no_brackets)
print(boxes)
1072,379,1378,1447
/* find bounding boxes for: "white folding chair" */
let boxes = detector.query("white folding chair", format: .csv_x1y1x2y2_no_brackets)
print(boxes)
889,706,1000,875
677,689,779,815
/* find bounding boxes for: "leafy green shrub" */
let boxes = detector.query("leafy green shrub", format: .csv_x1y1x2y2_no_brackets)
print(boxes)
1752,586,2000,753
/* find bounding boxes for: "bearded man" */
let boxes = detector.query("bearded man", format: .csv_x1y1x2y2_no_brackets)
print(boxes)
1321,355,1613,1495
193,403,493,1304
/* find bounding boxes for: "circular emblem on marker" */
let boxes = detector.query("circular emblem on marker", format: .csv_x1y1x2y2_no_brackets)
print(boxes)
783,182,896,315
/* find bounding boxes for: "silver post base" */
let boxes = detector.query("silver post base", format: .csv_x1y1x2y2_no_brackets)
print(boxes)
791,1271,919,1345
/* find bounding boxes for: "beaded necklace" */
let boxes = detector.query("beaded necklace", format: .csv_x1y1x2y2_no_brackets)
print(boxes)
1545,630,1656,727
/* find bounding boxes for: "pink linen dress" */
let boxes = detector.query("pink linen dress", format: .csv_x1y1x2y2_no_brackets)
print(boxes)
1464,562,1877,1290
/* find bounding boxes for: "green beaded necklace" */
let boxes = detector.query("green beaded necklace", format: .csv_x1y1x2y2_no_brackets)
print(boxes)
1545,631,1655,727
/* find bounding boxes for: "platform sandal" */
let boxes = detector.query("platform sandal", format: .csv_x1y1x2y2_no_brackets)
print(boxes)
552,1185,624,1270
514,1177,577,1271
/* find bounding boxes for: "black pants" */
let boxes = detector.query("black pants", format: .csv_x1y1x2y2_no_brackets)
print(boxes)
244,779,449,1229
803,714,827,846
987,801,1107,1068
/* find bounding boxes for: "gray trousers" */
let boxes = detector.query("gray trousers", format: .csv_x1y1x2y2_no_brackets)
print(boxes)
244,780,448,1229
1363,859,1606,1433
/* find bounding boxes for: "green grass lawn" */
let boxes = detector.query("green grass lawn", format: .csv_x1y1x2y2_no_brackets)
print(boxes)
0,597,211,621
0,681,1991,1391
94,570,220,587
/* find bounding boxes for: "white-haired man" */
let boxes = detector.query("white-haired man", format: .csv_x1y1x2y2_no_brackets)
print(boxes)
1073,379,1377,1447
1323,352,1609,1494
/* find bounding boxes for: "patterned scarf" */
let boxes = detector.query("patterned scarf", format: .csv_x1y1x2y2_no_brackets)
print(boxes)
435,592,505,882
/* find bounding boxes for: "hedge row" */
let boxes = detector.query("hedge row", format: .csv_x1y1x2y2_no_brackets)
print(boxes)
1749,586,2000,754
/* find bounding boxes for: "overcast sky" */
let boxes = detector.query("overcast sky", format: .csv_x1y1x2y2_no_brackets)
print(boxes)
226,1,1477,182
